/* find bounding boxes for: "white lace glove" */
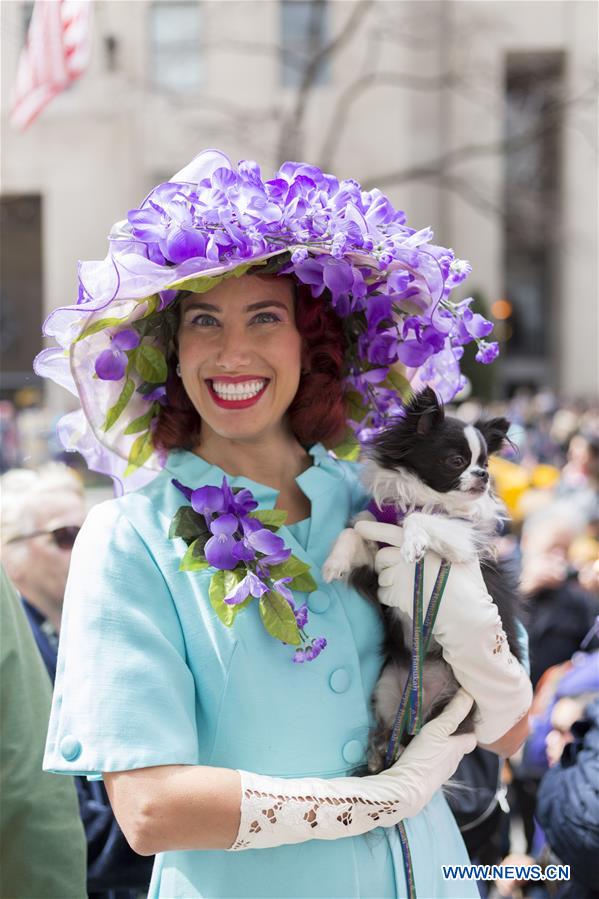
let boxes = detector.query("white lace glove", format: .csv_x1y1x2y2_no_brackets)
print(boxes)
229,690,476,850
354,520,532,746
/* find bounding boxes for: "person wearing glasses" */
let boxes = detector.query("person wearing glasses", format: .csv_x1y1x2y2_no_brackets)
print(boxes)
0,463,154,899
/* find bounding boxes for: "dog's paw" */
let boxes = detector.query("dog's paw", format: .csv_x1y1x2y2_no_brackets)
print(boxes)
401,527,429,563
322,553,351,583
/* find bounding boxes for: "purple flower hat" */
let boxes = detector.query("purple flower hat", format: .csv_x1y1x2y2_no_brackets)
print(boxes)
34,149,497,491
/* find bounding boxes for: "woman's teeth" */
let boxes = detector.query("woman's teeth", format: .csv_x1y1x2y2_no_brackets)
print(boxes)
211,379,267,400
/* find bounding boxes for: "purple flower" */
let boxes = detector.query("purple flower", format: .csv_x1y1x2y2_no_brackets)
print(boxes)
191,485,225,518
272,576,294,603
475,340,500,364
223,570,269,606
220,477,258,516
396,323,445,367
95,329,140,381
204,513,239,569
293,636,327,663
144,385,168,405
172,478,193,501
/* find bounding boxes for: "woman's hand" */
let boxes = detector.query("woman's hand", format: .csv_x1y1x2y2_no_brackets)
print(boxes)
354,520,533,751
230,690,476,851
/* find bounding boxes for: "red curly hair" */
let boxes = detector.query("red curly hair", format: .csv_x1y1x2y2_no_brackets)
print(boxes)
153,280,348,452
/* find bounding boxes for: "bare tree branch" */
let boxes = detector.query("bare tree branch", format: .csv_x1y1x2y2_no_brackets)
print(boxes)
361,84,596,191
278,0,375,162
319,69,461,170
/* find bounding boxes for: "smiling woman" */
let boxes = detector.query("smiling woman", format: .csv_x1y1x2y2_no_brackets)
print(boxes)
154,274,348,460
36,150,528,899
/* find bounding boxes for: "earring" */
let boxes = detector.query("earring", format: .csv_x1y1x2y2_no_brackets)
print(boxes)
176,362,181,377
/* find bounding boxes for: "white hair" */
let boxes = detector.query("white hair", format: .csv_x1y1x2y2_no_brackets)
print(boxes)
0,463,84,546
521,500,588,552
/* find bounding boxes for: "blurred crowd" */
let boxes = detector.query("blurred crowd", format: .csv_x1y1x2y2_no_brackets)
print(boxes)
453,390,599,899
1,387,598,898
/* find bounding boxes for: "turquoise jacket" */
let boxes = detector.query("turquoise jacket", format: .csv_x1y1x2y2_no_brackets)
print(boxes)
44,445,476,898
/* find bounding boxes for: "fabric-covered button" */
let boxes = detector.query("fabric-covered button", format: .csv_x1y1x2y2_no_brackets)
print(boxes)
308,590,330,613
329,668,351,693
59,735,82,762
342,739,365,765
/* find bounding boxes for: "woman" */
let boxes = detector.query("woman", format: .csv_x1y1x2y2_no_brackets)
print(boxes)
39,150,531,898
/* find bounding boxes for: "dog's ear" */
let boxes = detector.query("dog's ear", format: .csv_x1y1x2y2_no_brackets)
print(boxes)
405,387,445,437
476,417,510,454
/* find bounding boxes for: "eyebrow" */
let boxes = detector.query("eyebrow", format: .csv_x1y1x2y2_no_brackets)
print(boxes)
182,300,291,314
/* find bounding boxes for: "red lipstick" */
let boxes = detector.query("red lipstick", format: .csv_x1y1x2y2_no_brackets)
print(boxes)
206,378,269,410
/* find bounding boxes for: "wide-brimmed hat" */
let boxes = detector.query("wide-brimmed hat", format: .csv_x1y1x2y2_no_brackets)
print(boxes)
34,149,497,491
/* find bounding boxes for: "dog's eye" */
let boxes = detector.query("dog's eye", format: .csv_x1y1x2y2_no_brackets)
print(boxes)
446,455,466,468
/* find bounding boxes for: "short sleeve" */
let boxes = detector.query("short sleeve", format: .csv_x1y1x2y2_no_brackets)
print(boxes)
44,501,200,778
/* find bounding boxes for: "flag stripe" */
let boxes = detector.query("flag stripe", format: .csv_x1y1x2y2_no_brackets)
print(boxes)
10,0,92,131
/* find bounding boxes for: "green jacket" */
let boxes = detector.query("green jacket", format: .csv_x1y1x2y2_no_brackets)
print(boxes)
1,565,86,899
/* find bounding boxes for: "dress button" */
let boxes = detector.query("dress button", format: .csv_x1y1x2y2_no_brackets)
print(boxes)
59,735,82,762
308,590,330,613
342,739,365,765
329,667,351,693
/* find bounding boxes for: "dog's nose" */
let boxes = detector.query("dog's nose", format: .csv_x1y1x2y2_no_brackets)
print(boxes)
473,469,489,482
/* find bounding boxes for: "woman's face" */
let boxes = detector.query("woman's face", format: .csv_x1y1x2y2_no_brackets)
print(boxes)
177,274,303,444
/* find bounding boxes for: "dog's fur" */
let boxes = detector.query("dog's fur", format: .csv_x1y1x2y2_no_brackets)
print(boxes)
323,387,523,772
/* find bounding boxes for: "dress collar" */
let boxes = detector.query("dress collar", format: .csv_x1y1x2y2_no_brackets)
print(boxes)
164,443,344,564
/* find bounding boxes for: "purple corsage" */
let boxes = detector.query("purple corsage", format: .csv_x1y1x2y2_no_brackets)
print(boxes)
169,477,327,663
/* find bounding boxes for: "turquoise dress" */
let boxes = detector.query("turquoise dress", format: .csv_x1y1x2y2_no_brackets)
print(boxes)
44,444,477,899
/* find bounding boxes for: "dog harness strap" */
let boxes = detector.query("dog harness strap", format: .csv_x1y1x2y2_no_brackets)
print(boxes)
385,559,452,767
389,558,452,899
408,560,425,735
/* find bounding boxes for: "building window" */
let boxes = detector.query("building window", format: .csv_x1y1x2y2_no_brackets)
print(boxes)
280,0,329,88
150,1,201,92
503,53,563,377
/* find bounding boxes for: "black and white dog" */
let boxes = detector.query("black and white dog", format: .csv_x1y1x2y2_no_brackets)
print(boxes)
324,387,523,772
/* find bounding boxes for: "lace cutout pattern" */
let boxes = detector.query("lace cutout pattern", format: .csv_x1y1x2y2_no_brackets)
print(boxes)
492,628,513,662
230,787,404,850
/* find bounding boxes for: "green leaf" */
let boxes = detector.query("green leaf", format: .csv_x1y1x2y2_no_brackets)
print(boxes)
123,405,155,435
143,294,160,315
345,389,368,424
331,428,360,461
165,261,258,294
132,345,168,383
76,316,127,342
103,377,135,431
269,555,317,593
248,509,288,529
179,538,210,572
259,591,301,645
208,569,246,626
124,430,154,476
169,505,210,545
382,367,413,402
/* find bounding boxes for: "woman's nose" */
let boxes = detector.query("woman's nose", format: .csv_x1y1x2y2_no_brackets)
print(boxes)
214,325,252,370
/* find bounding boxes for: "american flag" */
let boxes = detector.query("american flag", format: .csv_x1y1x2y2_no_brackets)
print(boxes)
10,0,93,131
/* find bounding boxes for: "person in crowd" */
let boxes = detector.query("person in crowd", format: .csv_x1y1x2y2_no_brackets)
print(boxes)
37,150,531,899
519,502,599,689
536,696,599,899
0,564,87,899
1,464,153,899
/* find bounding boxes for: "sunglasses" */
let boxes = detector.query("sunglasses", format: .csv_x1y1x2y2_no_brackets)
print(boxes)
6,525,81,550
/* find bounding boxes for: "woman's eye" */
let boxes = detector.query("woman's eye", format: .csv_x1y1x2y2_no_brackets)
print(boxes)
251,311,280,325
447,455,466,468
191,314,220,327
